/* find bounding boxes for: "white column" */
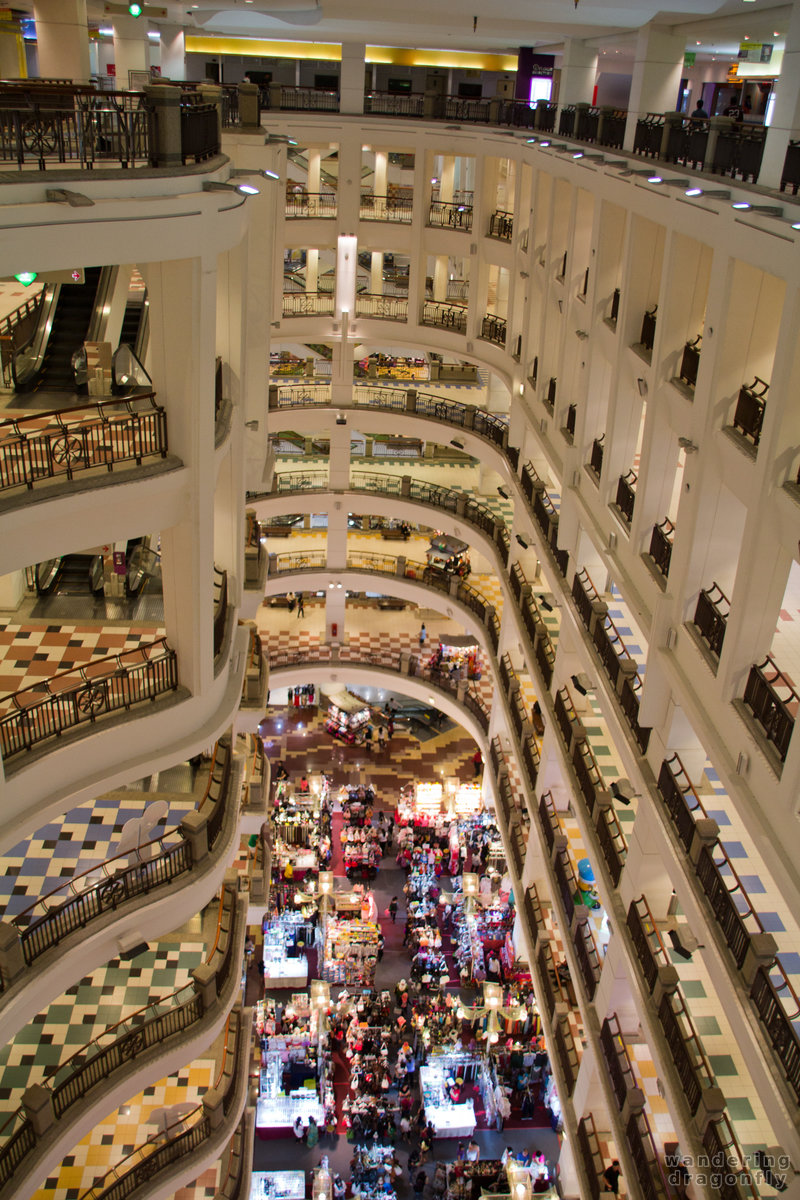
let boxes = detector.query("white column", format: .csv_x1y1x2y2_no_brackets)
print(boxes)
374,151,388,197
112,12,148,88
33,0,90,82
159,24,186,81
758,1,800,186
0,571,25,612
440,157,455,203
433,255,449,302
339,41,365,115
559,39,598,107
623,24,685,152
306,248,319,293
141,256,216,696
307,150,322,196
370,251,382,296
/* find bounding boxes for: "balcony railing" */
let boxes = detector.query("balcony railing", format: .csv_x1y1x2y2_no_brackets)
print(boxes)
576,1115,604,1200
589,436,604,479
658,988,718,1117
421,300,468,334
639,306,657,353
359,192,414,222
626,1109,672,1200
600,1013,638,1111
615,469,637,526
564,403,576,441
273,85,339,112
427,200,473,231
573,919,602,1000
742,655,797,762
284,191,337,219
750,964,800,1102
354,293,409,321
627,896,671,996
649,517,674,581
480,313,507,347
633,113,665,158
544,376,557,412
657,755,704,853
703,1116,761,1200
488,209,513,241
608,287,620,326
678,335,702,388
731,376,769,446
281,291,336,318
0,880,242,1189
363,91,424,117
0,637,177,763
693,581,729,659
213,568,228,659
553,1015,580,1095
0,394,169,493
523,883,544,948
0,86,152,170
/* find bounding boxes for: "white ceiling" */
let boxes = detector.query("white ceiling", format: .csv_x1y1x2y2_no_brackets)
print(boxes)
86,0,793,58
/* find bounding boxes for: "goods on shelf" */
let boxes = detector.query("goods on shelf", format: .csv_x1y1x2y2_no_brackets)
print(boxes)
429,635,482,680
322,916,380,987
325,689,371,743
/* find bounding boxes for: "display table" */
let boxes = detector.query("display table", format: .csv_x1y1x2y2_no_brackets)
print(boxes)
263,957,308,990
423,1099,476,1139
256,1093,325,1130
251,1170,305,1198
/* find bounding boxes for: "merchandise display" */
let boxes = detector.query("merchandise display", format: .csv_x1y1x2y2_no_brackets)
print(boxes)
420,1061,477,1138
260,914,316,990
322,916,380,987
325,690,371,743
255,996,334,1133
251,1172,306,1199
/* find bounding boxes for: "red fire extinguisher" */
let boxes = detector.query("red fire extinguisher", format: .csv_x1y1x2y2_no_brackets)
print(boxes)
332,622,338,638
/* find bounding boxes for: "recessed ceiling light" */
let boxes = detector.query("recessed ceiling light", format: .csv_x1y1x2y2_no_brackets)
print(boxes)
792,222,800,230
685,187,703,196
732,201,751,209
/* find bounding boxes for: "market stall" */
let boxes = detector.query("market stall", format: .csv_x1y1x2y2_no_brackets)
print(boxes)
255,994,334,1135
260,914,316,990
251,1172,305,1199
419,1059,478,1138
428,634,482,680
322,916,380,987
426,534,471,576
325,690,371,743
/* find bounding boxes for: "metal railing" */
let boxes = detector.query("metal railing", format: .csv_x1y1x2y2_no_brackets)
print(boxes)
363,91,424,118
678,335,702,388
703,1115,761,1200
0,87,151,170
488,209,513,241
213,568,228,659
421,300,468,334
589,436,604,478
615,469,637,525
573,919,602,1000
284,191,338,219
608,287,620,325
657,988,717,1117
627,896,670,996
272,85,339,112
282,291,336,318
480,313,507,347
359,192,414,223
693,581,729,659
0,393,168,493
427,200,473,231
355,293,409,321
274,470,329,493
553,1015,580,1095
649,517,674,580
626,1109,672,1200
565,403,576,440
731,376,769,446
271,383,332,408
0,883,240,1187
600,1013,638,1111
0,637,177,762
576,1114,604,1200
742,655,797,762
639,306,657,353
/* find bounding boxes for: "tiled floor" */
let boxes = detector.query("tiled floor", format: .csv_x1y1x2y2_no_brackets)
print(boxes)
0,621,165,716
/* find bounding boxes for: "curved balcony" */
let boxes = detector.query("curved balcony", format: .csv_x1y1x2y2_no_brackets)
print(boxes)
0,876,246,1198
75,1007,251,1200
0,394,179,516
0,637,180,771
0,736,244,1044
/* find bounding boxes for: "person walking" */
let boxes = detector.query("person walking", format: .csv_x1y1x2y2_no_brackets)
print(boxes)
378,724,386,751
296,592,305,618
419,622,427,648
691,99,709,120
603,1161,622,1195
389,895,399,923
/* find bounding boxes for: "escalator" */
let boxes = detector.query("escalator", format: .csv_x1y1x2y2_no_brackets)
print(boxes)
14,266,104,392
33,539,159,598
118,296,144,349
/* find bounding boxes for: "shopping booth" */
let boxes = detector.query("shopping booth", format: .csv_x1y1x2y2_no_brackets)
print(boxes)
428,633,482,680
325,689,371,743
260,913,316,990
250,1172,305,1199
420,1054,480,1138
255,993,333,1135
321,914,380,987
426,534,471,577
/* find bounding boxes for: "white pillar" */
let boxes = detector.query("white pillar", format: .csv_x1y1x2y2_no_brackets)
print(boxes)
433,255,449,302
112,12,147,89
306,248,319,293
374,151,388,197
559,39,598,107
33,0,90,82
623,24,685,152
440,158,455,204
159,23,186,81
307,150,322,196
339,42,365,115
758,1,800,187
0,571,26,613
370,251,382,296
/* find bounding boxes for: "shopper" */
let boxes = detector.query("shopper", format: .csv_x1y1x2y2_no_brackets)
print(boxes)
691,99,709,120
296,591,305,618
293,1115,305,1141
414,1169,427,1199
287,590,296,613
604,1161,622,1195
306,1115,319,1148
378,724,386,750
389,896,399,923
419,622,427,647
472,749,483,777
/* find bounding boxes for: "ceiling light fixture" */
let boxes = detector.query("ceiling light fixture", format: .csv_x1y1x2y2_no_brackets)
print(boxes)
685,187,731,199
202,181,260,197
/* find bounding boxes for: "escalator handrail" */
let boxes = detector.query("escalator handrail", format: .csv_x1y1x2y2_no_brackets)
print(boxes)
10,284,60,389
85,266,118,343
111,344,152,395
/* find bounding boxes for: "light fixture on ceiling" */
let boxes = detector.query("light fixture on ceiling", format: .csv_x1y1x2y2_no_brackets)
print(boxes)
515,534,529,549
46,188,94,207
497,486,510,499
732,202,783,216
451,438,465,450
202,181,260,196
685,187,730,199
